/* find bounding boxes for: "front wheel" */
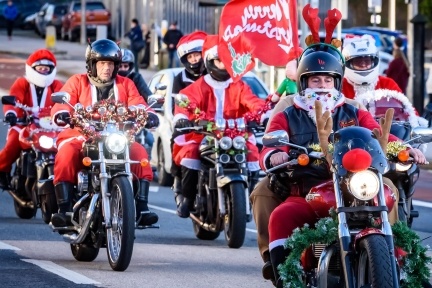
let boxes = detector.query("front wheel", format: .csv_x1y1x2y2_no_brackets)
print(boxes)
223,182,247,248
357,235,396,288
106,176,135,271
40,194,58,224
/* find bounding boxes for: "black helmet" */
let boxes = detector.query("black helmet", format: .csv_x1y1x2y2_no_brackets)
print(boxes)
182,55,205,77
85,39,122,80
297,43,345,92
118,48,134,77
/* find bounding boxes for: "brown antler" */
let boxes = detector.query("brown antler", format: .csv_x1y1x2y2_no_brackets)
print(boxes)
302,4,321,44
324,8,342,44
372,108,394,154
315,101,333,165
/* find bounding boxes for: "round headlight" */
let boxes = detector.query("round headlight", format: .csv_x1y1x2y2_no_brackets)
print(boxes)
232,136,246,150
395,163,412,172
219,137,233,150
348,170,380,201
39,135,54,149
105,133,127,154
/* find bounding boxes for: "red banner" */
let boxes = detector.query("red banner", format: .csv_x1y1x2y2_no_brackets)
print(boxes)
218,0,301,81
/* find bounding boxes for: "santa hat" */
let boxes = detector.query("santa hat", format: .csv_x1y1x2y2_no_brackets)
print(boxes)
202,34,219,62
176,30,207,59
26,49,56,68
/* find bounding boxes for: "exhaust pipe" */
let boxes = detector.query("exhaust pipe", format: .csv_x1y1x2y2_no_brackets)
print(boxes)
6,190,34,209
316,244,337,287
189,214,219,232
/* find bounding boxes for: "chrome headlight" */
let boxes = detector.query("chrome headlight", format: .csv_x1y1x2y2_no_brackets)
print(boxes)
105,133,127,154
39,135,54,149
395,163,412,172
232,136,246,150
348,170,380,201
219,137,233,150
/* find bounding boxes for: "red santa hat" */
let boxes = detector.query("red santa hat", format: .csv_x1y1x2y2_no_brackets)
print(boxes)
176,30,207,59
202,34,219,62
26,49,57,68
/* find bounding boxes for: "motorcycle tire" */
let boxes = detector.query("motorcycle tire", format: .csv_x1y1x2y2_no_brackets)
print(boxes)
223,182,247,249
157,142,173,187
106,176,135,271
357,235,396,288
13,200,37,219
71,242,100,262
40,194,58,224
192,221,220,241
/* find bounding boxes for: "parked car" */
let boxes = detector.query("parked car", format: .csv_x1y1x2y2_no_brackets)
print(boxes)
35,2,68,37
22,12,37,31
356,26,408,54
147,68,269,186
0,0,44,29
61,0,111,42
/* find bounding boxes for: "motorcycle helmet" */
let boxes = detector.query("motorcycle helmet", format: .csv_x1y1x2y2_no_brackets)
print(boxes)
202,35,231,82
342,34,380,86
85,39,122,81
25,49,57,88
118,48,135,77
296,43,345,92
177,31,207,77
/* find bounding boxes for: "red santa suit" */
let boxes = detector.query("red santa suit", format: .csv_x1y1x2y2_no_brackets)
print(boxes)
51,74,154,184
0,49,63,173
172,74,266,171
342,75,402,99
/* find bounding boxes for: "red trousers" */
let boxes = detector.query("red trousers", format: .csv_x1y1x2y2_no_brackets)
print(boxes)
54,139,153,185
0,128,22,172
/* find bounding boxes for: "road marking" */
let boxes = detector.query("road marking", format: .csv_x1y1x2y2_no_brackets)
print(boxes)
22,259,100,285
413,199,432,209
149,186,159,192
0,241,21,250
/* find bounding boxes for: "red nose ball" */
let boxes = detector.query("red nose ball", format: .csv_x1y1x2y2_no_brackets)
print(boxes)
342,148,372,172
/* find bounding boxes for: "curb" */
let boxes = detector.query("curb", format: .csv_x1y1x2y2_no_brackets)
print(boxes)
0,49,67,58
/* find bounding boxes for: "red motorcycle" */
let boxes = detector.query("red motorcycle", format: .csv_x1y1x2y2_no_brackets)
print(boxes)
2,96,60,223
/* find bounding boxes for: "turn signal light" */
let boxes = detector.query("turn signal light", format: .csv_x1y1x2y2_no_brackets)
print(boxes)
397,150,410,162
82,157,92,166
298,154,310,166
140,158,149,167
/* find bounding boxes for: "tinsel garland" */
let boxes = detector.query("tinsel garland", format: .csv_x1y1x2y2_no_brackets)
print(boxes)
279,214,431,288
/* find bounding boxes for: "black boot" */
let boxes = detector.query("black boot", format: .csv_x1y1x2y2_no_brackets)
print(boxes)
270,245,291,288
0,171,9,190
176,167,198,218
51,182,74,227
262,250,276,284
172,176,183,208
136,180,158,226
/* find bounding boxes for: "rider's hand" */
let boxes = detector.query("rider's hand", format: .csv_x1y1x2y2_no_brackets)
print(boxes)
4,113,17,126
54,112,71,126
174,118,193,129
145,112,159,129
270,152,289,167
408,148,427,164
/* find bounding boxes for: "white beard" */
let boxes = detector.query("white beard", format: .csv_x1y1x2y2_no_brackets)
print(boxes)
293,88,345,124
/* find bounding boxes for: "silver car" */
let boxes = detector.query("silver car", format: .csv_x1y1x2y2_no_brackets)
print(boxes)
147,68,269,186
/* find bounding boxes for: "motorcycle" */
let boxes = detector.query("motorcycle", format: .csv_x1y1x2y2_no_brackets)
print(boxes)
173,94,271,248
356,88,431,227
1,96,60,223
261,123,431,287
49,91,162,271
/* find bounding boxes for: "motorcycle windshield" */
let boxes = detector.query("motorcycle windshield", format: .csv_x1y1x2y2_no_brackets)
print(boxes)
332,126,388,176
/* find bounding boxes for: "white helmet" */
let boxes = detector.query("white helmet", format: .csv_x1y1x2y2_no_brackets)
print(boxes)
342,34,380,86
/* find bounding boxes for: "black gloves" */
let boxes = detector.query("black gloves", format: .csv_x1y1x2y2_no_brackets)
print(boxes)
54,112,71,126
4,113,17,126
174,119,193,129
145,112,159,129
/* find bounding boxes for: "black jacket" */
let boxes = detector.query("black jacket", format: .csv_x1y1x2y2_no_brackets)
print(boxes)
128,72,152,102
163,29,183,51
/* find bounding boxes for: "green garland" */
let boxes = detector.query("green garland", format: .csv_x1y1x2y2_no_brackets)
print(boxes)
279,215,431,288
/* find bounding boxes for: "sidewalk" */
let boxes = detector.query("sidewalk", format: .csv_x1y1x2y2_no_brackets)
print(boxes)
0,33,156,83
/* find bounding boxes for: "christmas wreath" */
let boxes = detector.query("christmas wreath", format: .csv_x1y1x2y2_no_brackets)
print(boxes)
279,213,431,288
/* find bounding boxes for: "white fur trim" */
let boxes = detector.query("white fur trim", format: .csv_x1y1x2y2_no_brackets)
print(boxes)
262,149,275,170
57,135,86,151
203,74,232,88
10,126,22,134
4,110,17,116
25,65,56,87
269,239,287,251
247,161,260,172
355,89,426,128
177,39,204,59
179,158,201,170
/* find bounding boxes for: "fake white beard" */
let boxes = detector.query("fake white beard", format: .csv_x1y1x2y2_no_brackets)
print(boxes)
351,77,379,97
293,88,345,124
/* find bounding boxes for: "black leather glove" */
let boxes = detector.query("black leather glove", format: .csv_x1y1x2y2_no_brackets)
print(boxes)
4,113,17,126
145,112,159,129
174,118,193,129
54,112,71,126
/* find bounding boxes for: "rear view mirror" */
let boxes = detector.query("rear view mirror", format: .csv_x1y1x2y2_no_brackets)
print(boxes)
1,96,16,106
173,93,190,106
410,126,432,144
51,92,71,104
155,83,167,91
262,130,289,147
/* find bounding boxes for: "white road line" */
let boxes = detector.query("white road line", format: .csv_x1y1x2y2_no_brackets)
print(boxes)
413,199,432,209
149,186,159,192
22,259,100,285
0,241,21,250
